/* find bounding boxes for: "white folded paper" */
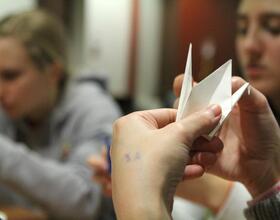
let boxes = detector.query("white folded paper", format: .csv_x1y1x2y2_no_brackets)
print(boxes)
176,44,249,139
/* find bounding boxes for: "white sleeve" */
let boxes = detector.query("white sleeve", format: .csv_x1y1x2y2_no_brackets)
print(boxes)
172,196,210,220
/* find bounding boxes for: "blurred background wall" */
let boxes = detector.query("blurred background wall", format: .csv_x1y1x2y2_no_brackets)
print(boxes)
0,0,37,19
0,0,240,113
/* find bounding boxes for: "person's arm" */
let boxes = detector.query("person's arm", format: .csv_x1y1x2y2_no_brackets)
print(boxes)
176,174,232,214
176,177,253,220
0,136,101,219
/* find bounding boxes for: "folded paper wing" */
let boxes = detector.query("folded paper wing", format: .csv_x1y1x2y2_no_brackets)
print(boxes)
176,44,249,139
176,44,193,121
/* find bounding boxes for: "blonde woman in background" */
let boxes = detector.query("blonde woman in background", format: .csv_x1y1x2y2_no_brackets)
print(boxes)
0,10,120,219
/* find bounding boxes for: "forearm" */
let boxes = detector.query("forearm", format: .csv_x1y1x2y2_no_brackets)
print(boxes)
176,174,232,214
0,136,101,219
113,184,170,220
112,163,171,220
114,193,169,220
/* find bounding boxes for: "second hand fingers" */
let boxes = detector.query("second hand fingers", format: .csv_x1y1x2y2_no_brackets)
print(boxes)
192,136,223,153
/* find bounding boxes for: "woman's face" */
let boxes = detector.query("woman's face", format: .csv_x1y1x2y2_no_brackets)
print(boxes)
0,37,57,120
236,0,280,99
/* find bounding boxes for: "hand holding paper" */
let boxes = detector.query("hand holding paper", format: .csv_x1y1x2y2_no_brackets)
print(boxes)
176,44,249,139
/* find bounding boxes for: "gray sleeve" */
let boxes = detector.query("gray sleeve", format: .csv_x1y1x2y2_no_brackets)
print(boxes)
0,135,102,220
0,83,120,219
244,192,280,220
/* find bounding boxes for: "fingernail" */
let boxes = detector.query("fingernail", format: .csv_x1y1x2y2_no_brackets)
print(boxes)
207,105,221,118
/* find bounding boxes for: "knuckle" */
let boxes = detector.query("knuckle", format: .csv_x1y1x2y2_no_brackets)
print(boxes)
200,112,213,127
174,122,193,145
113,112,139,134
175,122,187,137
113,116,129,133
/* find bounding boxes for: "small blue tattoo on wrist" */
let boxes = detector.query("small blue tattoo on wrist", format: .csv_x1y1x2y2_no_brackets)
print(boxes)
124,152,141,162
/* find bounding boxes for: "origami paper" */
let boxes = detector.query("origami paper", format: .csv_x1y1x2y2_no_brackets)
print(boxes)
176,44,249,139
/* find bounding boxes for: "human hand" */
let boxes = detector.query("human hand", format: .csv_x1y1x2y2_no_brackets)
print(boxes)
211,77,280,197
87,147,112,197
111,107,222,220
174,74,280,198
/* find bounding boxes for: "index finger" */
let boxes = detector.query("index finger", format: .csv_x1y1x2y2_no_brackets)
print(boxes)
173,74,184,97
232,76,269,113
173,74,197,98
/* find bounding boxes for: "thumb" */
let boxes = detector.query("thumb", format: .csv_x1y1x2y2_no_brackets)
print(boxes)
232,76,269,112
173,105,222,146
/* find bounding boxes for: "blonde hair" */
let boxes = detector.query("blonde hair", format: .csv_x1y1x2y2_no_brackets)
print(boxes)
0,9,69,89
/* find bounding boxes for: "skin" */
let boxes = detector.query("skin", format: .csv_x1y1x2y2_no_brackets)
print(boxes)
208,80,280,197
111,77,280,220
176,174,232,214
236,0,280,110
175,75,280,197
173,77,232,214
0,37,61,125
111,106,222,220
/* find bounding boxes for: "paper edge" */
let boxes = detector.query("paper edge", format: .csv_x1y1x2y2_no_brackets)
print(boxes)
205,82,250,140
176,44,193,121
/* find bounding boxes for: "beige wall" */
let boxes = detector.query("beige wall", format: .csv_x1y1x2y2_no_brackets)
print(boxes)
135,0,163,109
80,0,163,108
83,0,132,98
0,0,36,19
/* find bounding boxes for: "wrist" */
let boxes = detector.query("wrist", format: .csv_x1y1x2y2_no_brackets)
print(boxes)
112,170,170,220
246,168,280,198
113,187,170,220
175,176,233,214
125,200,170,220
